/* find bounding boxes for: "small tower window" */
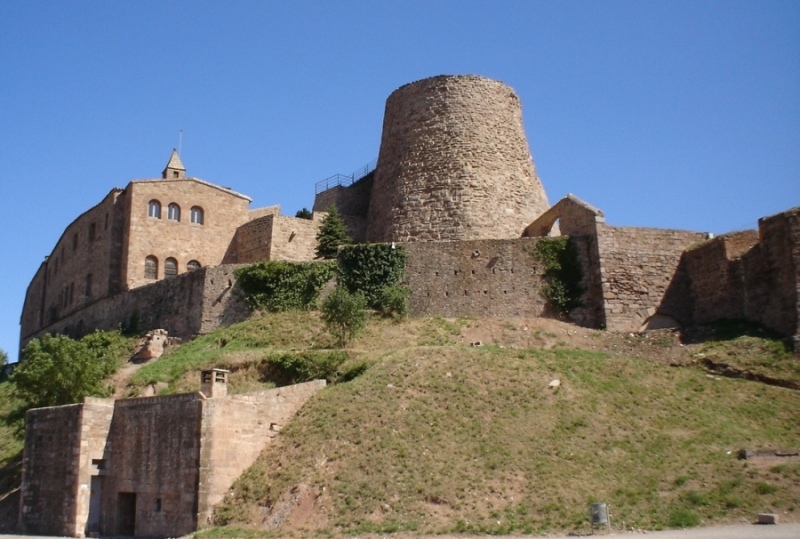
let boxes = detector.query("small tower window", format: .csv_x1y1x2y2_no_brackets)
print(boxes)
89,223,96,242
168,203,181,221
187,260,201,271
165,257,178,278
148,200,162,219
190,206,204,225
145,256,158,279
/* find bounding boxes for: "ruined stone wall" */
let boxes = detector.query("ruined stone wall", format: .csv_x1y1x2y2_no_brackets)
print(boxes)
679,231,758,324
196,380,326,525
122,178,251,289
595,225,707,332
743,209,800,339
366,75,550,243
100,394,203,537
682,208,800,340
403,238,550,318
22,265,250,352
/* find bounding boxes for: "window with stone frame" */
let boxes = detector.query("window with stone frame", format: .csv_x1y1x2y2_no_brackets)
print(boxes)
168,203,181,221
190,206,204,225
187,259,201,271
165,257,178,278
145,256,158,279
148,200,162,219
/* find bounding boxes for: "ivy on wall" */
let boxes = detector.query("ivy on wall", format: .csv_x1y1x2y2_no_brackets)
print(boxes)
234,260,336,312
534,237,584,316
337,243,408,309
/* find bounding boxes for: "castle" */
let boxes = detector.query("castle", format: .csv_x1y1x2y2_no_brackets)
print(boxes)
15,74,800,537
20,74,800,353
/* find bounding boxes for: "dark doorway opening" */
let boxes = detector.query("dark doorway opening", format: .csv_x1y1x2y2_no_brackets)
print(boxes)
117,492,136,536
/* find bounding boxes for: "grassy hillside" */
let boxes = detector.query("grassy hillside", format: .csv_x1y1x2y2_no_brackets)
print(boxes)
1,313,798,536
195,314,799,536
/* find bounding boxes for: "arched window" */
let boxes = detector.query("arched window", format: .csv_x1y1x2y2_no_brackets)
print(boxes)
148,200,162,219
145,256,158,279
165,257,178,278
190,206,204,225
187,260,201,271
167,203,181,221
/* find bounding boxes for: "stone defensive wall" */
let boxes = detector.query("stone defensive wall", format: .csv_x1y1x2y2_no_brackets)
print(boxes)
594,224,708,332
20,265,250,352
404,237,590,321
225,212,322,264
365,75,550,243
679,207,800,344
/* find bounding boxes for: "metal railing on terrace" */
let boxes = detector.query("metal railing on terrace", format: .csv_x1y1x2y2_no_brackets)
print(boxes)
315,158,377,194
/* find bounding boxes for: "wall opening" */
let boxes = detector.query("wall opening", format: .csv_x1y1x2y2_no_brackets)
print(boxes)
117,492,136,536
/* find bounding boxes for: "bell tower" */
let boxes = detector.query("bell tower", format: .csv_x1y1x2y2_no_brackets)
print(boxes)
162,148,186,179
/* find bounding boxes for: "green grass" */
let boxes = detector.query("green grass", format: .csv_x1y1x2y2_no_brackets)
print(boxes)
3,314,798,536
207,341,800,536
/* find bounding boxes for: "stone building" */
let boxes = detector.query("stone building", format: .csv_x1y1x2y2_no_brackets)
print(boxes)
19,371,325,537
20,74,800,352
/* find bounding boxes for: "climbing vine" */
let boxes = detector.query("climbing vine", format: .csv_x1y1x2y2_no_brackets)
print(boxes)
534,237,584,316
234,260,336,312
337,243,408,315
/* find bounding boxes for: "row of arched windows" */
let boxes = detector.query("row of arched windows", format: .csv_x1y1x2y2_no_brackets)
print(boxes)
145,256,201,280
148,200,204,224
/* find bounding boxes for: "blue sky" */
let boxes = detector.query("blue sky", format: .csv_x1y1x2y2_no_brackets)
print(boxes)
1,1,798,361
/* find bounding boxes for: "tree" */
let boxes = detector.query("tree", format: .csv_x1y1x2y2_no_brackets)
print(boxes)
295,207,313,220
0,348,7,382
12,332,121,408
315,206,351,259
320,286,368,347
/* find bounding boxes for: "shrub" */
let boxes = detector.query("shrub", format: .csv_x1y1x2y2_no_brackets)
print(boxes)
316,206,351,259
295,207,313,219
12,331,127,408
235,260,336,311
321,286,369,346
263,350,349,385
337,243,407,308
377,284,410,319
534,237,583,316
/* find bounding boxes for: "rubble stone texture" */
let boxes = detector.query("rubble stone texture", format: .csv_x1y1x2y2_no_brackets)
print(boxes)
366,75,550,242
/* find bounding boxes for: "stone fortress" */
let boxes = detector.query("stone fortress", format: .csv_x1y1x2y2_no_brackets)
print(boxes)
16,74,799,537
20,74,800,352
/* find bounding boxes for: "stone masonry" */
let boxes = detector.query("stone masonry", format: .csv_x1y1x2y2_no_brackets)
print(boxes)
366,75,550,242
19,376,325,537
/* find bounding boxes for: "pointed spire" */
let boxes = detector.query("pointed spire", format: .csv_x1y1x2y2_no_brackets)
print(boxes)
162,149,186,179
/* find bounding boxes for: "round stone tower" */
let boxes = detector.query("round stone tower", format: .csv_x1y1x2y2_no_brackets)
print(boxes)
365,75,550,242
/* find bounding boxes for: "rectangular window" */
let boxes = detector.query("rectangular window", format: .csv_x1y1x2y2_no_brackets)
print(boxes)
73,233,78,251
89,223,96,242
85,273,93,298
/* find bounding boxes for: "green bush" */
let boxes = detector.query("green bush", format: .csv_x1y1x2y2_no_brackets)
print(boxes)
235,260,336,311
262,350,349,385
377,284,410,319
321,286,369,347
534,237,583,316
12,331,129,408
337,243,407,308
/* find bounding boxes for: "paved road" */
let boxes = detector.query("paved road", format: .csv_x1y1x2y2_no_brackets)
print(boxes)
3,523,800,538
